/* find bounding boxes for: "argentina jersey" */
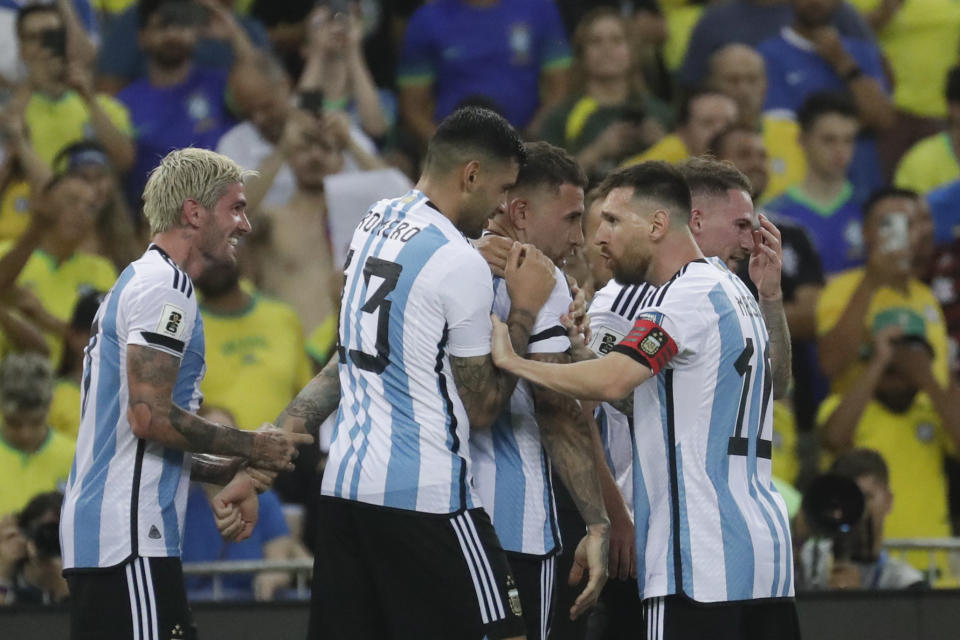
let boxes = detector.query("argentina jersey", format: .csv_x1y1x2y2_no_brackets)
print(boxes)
323,190,495,513
585,279,663,517
470,261,571,556
624,257,793,603
61,245,205,570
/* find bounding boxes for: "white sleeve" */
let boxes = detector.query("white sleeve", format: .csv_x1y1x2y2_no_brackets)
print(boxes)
586,287,633,357
527,266,572,355
439,247,495,358
124,276,197,359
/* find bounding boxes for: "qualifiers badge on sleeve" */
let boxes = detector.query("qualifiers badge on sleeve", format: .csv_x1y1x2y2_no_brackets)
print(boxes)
587,326,626,357
157,303,187,340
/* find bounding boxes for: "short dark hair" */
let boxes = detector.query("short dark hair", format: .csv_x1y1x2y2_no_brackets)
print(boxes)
16,3,61,36
17,491,63,532
598,161,692,223
678,155,753,198
678,89,731,126
422,106,526,175
139,0,202,30
707,124,762,158
947,66,960,104
862,186,919,224
830,448,889,486
797,91,858,132
513,142,588,194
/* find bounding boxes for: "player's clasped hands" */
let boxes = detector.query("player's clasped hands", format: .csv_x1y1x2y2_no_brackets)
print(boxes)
249,424,315,472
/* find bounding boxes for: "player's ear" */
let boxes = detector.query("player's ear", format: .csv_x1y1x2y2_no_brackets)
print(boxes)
461,160,482,193
508,197,527,228
689,208,703,232
650,209,670,239
181,198,203,229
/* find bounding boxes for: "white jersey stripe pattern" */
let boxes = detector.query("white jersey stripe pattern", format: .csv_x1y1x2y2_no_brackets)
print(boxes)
61,246,203,570
450,512,507,623
621,258,793,602
323,190,494,513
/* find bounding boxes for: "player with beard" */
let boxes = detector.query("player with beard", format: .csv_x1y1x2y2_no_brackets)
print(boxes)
492,162,800,640
60,148,312,640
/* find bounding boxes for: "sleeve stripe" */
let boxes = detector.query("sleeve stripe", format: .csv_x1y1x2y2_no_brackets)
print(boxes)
529,325,567,344
140,331,185,354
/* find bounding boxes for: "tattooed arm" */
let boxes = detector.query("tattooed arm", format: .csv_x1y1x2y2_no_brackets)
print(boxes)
126,345,311,471
450,309,536,429
760,297,792,400
274,353,342,436
531,351,610,618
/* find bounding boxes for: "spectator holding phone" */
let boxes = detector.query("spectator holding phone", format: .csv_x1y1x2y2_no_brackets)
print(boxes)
8,491,68,605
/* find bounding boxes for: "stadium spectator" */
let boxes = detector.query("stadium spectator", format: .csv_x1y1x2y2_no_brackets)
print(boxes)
196,259,312,431
817,314,959,565
0,514,26,604
96,0,271,94
621,89,737,165
9,491,68,604
848,0,960,176
765,92,865,277
538,7,671,179
297,5,388,142
244,117,343,347
398,0,571,145
217,59,381,213
52,141,141,269
183,405,312,601
705,43,805,203
678,0,872,89
816,188,951,394
0,104,52,244
46,289,100,441
0,354,73,518
14,3,134,170
798,449,928,590
757,0,894,198
0,173,116,366
894,67,960,196
117,0,259,209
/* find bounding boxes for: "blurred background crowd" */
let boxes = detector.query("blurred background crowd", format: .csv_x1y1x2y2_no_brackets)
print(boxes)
1,0,960,611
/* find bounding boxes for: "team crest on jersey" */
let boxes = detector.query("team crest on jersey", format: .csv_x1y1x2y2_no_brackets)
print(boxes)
170,623,185,639
640,329,667,356
157,303,186,340
506,575,523,617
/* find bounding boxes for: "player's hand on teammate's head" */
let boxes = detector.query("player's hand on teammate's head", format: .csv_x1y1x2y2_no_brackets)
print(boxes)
472,234,513,277
504,242,556,316
249,426,315,472
489,314,517,369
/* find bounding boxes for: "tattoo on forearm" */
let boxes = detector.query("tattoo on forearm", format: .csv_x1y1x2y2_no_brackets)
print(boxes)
760,298,792,399
532,353,609,527
190,454,242,485
276,355,342,436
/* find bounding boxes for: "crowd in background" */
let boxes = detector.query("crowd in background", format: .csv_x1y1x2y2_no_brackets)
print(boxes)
1,0,960,606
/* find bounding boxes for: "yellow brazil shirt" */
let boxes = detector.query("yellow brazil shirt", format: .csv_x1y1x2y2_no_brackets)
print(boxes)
0,428,74,517
894,132,960,195
772,400,800,485
200,294,312,431
621,134,689,167
815,268,949,394
49,379,81,441
24,91,133,166
848,0,960,118
0,179,32,243
0,243,118,367
760,116,806,204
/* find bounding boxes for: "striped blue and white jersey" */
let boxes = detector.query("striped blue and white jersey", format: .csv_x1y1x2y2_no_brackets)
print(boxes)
323,190,493,513
470,262,571,556
585,279,658,518
619,257,794,603
61,245,205,570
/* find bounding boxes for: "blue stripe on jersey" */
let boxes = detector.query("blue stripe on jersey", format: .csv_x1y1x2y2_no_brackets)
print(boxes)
492,411,526,551
335,192,419,498
73,267,136,566
658,375,677,592
673,443,695,596
596,409,616,473
540,449,558,553
382,226,452,509
705,284,756,600
631,420,650,596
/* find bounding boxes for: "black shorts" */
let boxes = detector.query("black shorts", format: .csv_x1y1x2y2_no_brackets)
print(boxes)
643,595,801,640
66,556,195,640
506,551,557,640
588,576,644,639
308,497,526,640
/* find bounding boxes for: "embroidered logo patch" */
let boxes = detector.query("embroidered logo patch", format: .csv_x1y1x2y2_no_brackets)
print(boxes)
157,303,186,340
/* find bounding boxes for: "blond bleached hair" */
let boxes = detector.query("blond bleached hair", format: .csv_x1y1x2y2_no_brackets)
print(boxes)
141,148,256,235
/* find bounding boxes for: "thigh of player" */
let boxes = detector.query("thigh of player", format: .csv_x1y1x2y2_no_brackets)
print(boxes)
68,556,194,640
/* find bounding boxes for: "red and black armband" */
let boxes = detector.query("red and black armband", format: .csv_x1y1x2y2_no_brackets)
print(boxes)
610,318,678,375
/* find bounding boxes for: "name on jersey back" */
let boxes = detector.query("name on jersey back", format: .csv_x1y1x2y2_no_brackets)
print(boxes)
358,210,423,243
